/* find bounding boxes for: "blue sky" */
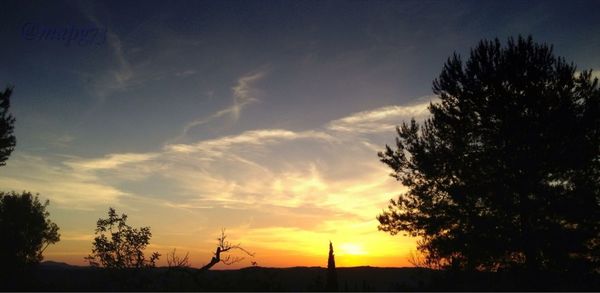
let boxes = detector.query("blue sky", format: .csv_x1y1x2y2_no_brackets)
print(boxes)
1,0,599,267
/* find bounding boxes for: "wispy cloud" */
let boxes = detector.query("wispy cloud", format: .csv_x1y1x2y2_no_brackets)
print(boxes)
0,154,127,210
107,32,134,86
26,99,429,211
1,98,432,213
230,70,265,121
327,97,434,133
61,100,426,211
65,153,159,171
2,99,428,265
171,69,268,142
175,69,197,78
51,134,74,148
79,3,135,98
165,129,332,156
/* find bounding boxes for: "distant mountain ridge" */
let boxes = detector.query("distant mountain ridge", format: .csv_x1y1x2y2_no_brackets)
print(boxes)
23,263,598,291
40,261,83,269
28,263,434,291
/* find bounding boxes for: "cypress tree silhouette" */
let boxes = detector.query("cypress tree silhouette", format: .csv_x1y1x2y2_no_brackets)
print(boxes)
326,241,338,291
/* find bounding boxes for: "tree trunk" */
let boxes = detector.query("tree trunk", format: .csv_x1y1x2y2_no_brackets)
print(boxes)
199,247,221,271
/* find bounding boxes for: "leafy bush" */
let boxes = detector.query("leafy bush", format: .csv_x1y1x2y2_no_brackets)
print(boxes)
85,207,159,269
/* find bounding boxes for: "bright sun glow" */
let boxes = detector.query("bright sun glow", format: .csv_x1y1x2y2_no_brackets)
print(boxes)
339,243,366,255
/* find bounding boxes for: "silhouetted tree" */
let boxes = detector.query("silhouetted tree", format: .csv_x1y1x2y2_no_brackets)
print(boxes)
199,228,254,271
166,248,190,268
85,207,160,269
0,86,16,166
326,241,338,291
0,191,60,268
406,249,438,269
378,36,600,273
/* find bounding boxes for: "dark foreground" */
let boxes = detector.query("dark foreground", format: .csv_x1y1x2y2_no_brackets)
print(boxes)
1,262,599,291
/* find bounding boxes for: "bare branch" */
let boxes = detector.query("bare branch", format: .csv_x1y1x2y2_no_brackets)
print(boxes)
407,250,426,268
199,228,255,271
167,248,190,268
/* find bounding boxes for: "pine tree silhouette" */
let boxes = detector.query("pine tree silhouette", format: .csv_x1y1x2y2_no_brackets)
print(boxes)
326,241,338,291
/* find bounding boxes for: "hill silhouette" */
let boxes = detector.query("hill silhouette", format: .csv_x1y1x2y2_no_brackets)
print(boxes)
21,263,435,291
3,262,593,291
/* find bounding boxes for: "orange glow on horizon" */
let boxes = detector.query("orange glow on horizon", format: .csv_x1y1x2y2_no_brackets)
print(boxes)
44,226,419,269
44,248,417,269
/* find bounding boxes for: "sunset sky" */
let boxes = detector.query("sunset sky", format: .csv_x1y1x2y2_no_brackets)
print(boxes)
1,0,599,268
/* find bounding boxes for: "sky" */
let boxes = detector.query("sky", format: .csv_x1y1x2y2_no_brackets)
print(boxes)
1,0,600,269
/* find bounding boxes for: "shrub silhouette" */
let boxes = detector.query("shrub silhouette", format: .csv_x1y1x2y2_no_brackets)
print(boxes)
166,248,190,268
85,207,160,269
377,36,600,273
0,191,60,269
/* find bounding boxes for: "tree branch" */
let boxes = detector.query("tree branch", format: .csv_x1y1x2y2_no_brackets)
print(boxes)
199,229,254,271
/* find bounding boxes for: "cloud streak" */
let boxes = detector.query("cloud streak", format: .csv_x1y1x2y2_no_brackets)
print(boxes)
165,129,332,156
79,3,136,99
60,100,427,208
327,97,434,133
0,154,127,210
230,70,265,121
172,69,268,142
175,69,197,78
65,153,159,171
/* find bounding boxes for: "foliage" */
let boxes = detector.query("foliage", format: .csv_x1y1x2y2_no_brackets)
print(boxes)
406,249,439,269
0,86,16,166
0,191,60,268
85,207,160,269
377,36,600,272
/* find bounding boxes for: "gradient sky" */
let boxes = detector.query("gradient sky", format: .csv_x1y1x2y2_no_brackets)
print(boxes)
1,0,599,269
